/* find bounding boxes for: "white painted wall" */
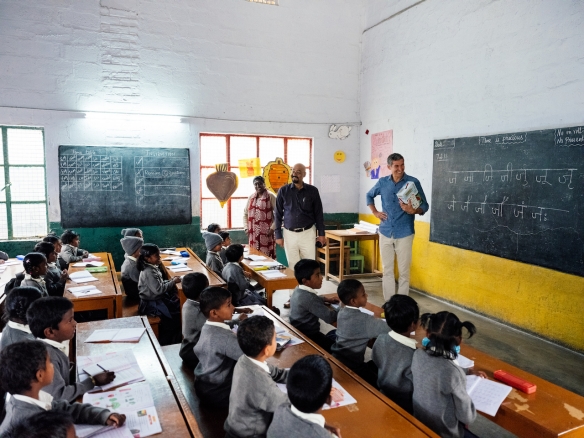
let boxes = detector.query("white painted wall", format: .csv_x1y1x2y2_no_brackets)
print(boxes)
359,0,584,216
0,0,364,222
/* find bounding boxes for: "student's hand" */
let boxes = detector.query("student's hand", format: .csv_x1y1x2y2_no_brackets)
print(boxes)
243,271,252,279
324,424,342,438
94,371,116,386
238,313,248,321
276,238,284,247
106,413,126,427
474,370,488,379
60,270,69,281
235,307,253,314
173,276,182,284
0,260,4,265
83,251,89,258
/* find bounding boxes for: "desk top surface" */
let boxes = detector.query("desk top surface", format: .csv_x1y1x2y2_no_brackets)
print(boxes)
64,252,119,301
163,247,225,287
241,247,297,285
325,229,379,238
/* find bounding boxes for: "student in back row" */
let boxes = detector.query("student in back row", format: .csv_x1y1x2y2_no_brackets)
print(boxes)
203,231,224,277
0,287,42,351
42,235,67,271
120,234,144,299
34,242,69,297
222,244,265,306
59,230,88,266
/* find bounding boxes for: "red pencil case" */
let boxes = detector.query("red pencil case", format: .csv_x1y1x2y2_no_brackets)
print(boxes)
494,370,537,394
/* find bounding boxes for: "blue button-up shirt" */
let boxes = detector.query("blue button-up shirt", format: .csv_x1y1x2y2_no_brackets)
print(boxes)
365,173,429,239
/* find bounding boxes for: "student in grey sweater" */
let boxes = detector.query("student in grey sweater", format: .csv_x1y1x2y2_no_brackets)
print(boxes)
330,279,387,386
0,250,8,261
59,230,89,264
20,252,49,297
194,287,244,408
0,341,125,434
289,259,338,352
27,297,115,402
203,231,225,277
222,244,265,306
0,286,42,351
224,316,288,438
120,235,143,299
179,272,210,368
412,311,483,438
267,355,341,438
34,242,68,297
371,294,420,413
42,235,68,271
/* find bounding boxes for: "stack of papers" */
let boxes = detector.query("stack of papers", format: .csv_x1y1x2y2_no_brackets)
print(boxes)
79,350,145,391
352,220,379,234
73,261,105,267
83,255,102,262
261,270,286,278
274,325,304,348
168,265,192,273
161,249,181,255
249,261,281,267
85,328,146,343
80,382,162,437
68,285,103,297
246,255,268,261
277,379,356,410
70,270,99,283
466,375,512,416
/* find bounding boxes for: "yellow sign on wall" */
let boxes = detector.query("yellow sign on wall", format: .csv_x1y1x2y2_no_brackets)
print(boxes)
238,157,261,178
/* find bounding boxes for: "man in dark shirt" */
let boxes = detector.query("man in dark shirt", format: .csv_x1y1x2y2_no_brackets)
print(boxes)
275,163,325,271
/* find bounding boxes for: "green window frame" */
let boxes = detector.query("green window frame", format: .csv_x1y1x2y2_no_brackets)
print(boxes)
0,126,49,240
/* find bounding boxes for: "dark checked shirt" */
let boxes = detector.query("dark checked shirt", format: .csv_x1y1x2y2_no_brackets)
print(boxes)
274,183,325,239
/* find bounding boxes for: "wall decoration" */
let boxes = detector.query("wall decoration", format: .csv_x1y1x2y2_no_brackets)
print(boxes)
262,157,292,194
333,150,346,163
328,124,352,140
371,129,393,179
206,163,238,207
363,161,371,177
238,157,261,178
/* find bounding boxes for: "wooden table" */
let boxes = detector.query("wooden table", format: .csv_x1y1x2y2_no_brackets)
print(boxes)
240,247,297,307
324,230,382,283
65,252,122,319
76,316,203,438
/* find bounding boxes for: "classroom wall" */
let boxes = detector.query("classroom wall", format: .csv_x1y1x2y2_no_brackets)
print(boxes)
359,0,584,351
0,0,363,266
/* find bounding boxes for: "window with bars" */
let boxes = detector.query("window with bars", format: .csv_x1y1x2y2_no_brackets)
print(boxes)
0,126,48,240
200,134,312,230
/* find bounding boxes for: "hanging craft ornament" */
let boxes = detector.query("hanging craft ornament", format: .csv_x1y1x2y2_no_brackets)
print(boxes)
262,157,292,194
206,163,239,207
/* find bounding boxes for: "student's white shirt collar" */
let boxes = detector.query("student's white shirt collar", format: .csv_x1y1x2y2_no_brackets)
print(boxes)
145,262,159,268
12,393,52,411
388,330,417,350
290,405,326,428
39,337,69,354
7,321,32,334
298,285,318,295
24,274,45,285
127,255,137,261
205,321,231,331
186,298,199,305
47,262,57,269
344,305,359,310
247,356,269,373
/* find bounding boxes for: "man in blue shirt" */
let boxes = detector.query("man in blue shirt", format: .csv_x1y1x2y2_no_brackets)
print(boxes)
366,153,429,298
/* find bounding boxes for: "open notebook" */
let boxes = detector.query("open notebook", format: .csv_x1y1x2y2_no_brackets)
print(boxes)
466,375,512,416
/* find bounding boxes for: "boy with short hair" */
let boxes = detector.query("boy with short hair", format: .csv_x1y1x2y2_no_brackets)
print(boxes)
267,355,341,438
224,316,288,438
222,244,265,306
27,297,115,401
194,287,244,408
219,231,231,264
2,410,75,438
0,341,125,434
331,279,387,386
289,259,338,352
179,272,210,368
203,231,224,277
371,294,420,413
120,235,144,299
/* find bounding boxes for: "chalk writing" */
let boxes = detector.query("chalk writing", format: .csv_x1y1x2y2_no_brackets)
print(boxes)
445,197,569,219
555,127,584,147
59,152,123,192
434,139,455,149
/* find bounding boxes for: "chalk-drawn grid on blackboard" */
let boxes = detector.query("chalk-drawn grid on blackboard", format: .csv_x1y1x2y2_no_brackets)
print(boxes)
134,156,190,206
59,153,123,192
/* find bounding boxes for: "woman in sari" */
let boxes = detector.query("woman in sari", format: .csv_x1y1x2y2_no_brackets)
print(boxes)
243,176,277,258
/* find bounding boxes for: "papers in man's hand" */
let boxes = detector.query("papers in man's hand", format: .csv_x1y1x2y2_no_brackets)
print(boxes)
278,379,355,409
85,328,146,343
69,270,99,283
168,265,192,273
79,350,144,391
73,261,105,267
466,375,512,416
260,270,286,278
246,255,267,261
68,285,103,297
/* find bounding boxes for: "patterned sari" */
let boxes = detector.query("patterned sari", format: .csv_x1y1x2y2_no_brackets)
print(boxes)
247,190,276,258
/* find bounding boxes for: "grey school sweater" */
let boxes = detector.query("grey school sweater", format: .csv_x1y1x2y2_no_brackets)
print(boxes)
224,355,288,438
411,349,476,438
138,264,176,300
20,276,48,297
121,254,140,283
41,341,95,402
206,251,224,277
330,307,387,365
0,323,34,351
179,299,206,361
222,262,252,303
0,396,111,434
289,286,338,334
60,244,86,264
371,332,416,412
267,403,333,438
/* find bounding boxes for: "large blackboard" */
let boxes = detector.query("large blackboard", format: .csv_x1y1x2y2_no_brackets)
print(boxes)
59,146,191,228
430,126,584,276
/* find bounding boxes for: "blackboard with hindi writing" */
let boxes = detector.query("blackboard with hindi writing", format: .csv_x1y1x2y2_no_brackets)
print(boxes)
430,126,584,276
59,145,191,228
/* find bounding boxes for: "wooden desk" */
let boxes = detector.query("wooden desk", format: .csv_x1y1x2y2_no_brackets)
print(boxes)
76,316,203,438
324,230,382,283
65,252,122,319
240,247,297,307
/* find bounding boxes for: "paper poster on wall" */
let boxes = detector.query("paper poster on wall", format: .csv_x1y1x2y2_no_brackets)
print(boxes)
370,130,393,179
238,157,261,178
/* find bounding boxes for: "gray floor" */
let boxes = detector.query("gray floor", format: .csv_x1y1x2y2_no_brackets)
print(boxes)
271,277,584,438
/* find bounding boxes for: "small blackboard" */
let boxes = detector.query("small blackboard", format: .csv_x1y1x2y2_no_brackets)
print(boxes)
430,126,584,276
59,145,191,228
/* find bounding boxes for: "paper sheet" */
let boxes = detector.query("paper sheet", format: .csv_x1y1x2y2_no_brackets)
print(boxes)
246,255,267,261
85,328,145,343
74,424,116,438
3,260,22,266
261,270,286,278
73,261,105,267
70,289,103,297
466,375,512,416
168,265,192,272
249,261,280,267
277,379,356,409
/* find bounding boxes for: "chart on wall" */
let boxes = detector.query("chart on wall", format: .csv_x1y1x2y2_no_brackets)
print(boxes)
59,145,191,228
430,126,584,276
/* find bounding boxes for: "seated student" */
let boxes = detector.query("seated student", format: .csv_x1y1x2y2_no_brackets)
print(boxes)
194,287,244,408
120,235,144,299
0,250,8,263
43,235,67,271
207,223,222,234
222,244,265,306
179,273,209,369
20,253,49,297
1,410,75,438
27,297,115,401
203,231,224,277
224,316,288,438
59,230,89,266
371,294,419,413
137,244,181,346
34,242,68,297
412,311,485,438
267,355,341,438
121,228,143,238
0,287,43,351
331,279,387,386
219,231,231,264
0,341,125,434
289,259,339,352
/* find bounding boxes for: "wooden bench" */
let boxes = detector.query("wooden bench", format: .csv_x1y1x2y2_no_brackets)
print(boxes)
118,272,161,339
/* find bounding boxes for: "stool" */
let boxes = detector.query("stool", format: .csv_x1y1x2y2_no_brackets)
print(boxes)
348,241,365,274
